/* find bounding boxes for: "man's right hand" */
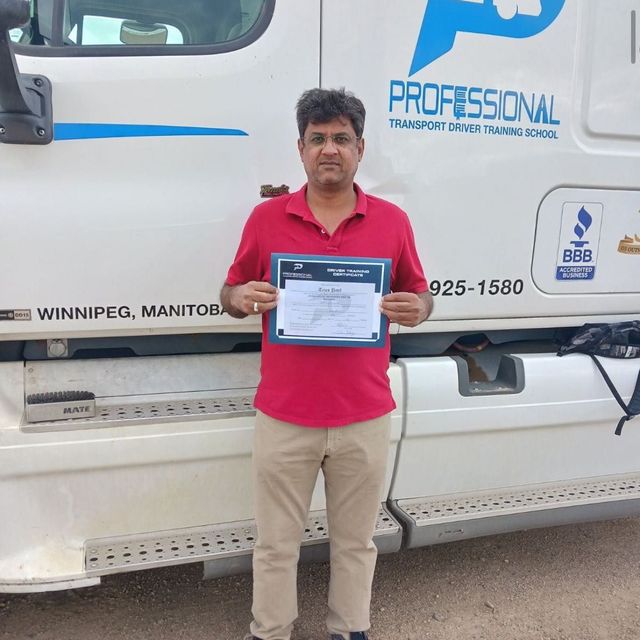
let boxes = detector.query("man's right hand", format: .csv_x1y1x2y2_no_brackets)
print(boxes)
220,282,279,319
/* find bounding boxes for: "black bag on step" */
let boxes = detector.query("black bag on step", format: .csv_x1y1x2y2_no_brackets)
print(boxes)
557,321,640,435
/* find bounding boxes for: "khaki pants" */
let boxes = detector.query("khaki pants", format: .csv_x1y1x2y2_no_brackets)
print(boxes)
249,410,391,640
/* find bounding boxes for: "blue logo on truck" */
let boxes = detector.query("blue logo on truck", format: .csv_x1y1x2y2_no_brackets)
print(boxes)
555,204,603,281
570,207,592,248
410,0,566,74
53,123,248,141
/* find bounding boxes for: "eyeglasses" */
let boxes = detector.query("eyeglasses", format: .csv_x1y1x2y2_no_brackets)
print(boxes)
303,133,361,148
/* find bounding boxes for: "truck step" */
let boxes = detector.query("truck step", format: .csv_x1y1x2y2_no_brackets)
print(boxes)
22,393,256,432
85,506,401,577
391,473,640,548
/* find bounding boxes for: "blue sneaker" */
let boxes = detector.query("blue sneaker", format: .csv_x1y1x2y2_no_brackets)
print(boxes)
330,633,369,640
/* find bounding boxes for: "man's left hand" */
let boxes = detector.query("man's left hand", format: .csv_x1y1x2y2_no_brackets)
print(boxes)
380,291,433,327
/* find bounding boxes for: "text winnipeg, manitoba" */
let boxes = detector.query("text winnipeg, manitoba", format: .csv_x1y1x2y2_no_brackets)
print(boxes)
34,304,227,321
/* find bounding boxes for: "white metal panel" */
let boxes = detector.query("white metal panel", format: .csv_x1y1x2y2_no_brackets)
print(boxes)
391,353,640,500
321,0,640,330
0,362,23,430
24,352,261,397
0,0,318,339
533,188,640,294
0,357,402,586
582,0,640,140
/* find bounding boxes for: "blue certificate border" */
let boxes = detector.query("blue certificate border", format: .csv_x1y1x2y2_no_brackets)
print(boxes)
269,253,391,348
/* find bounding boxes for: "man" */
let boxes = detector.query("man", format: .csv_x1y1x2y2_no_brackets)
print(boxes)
221,88,432,640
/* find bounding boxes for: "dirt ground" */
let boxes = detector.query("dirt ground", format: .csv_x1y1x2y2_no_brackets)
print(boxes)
2,517,640,640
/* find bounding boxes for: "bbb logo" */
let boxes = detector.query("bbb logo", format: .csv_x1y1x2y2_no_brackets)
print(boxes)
563,206,593,263
410,0,566,75
555,204,603,282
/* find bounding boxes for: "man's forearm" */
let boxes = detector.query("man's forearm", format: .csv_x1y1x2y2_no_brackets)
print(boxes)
220,284,248,319
418,291,434,323
379,290,433,327
220,281,279,318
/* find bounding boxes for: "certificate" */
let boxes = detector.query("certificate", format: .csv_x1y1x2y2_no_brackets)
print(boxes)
269,253,391,348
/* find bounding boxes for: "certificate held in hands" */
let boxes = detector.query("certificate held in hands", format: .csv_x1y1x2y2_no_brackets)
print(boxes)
269,253,392,348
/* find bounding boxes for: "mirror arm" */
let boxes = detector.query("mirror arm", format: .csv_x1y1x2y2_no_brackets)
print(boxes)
0,0,53,144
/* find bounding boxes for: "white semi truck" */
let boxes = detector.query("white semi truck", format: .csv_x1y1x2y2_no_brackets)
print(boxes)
0,0,639,593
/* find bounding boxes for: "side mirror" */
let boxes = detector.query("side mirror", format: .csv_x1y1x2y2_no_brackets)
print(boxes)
0,0,53,144
0,0,30,32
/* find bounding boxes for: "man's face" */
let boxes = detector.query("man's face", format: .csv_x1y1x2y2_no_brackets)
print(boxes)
297,117,364,190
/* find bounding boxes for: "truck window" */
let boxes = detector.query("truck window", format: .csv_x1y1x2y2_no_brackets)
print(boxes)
14,0,272,53
72,16,183,45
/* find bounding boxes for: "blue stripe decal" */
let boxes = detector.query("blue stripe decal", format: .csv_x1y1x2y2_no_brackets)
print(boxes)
54,123,248,141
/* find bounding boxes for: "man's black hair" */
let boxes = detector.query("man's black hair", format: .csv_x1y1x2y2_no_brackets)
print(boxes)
296,88,366,139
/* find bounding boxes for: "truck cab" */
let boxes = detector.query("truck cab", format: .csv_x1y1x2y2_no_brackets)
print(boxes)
1,0,639,593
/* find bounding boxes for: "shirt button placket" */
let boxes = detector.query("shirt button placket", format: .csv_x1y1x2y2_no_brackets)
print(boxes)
327,228,340,253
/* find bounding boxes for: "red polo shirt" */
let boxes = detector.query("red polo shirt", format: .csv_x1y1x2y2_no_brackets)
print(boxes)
225,184,427,427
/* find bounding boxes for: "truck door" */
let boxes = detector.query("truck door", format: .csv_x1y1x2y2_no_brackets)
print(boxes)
320,0,640,326
0,0,317,340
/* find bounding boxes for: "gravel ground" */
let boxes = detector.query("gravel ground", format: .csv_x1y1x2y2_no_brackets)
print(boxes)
2,517,640,640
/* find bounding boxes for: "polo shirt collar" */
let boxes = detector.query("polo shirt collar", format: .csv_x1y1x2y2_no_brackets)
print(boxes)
286,183,368,222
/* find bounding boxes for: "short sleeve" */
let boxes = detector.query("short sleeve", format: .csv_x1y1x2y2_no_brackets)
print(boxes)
392,213,428,293
225,209,263,286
